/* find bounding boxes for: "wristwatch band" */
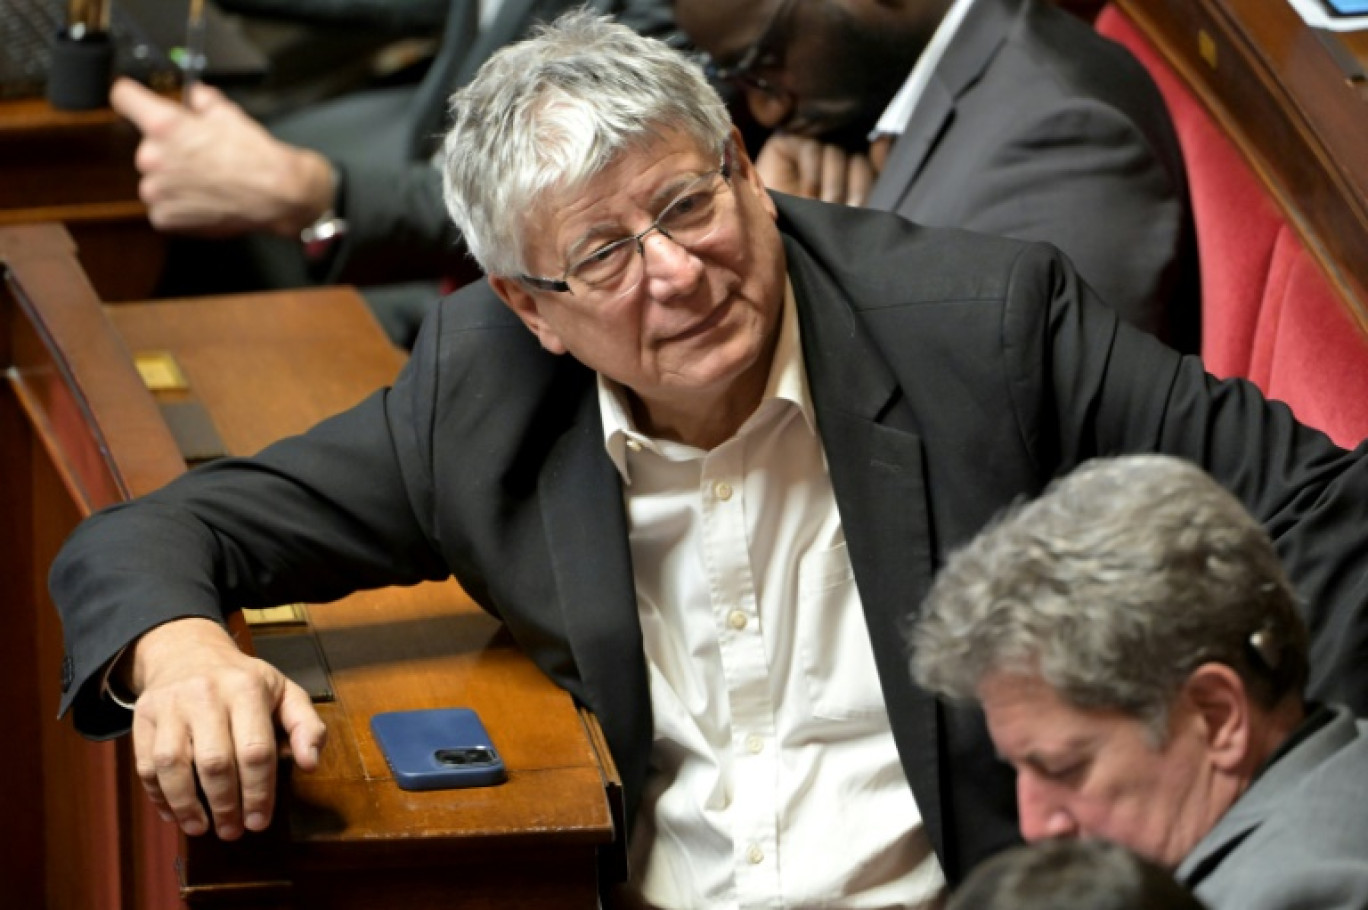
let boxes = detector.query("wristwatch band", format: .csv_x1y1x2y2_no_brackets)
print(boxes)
300,163,348,261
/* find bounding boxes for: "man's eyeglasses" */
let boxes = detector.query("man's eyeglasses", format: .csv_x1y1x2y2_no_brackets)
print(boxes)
700,0,798,109
520,154,734,297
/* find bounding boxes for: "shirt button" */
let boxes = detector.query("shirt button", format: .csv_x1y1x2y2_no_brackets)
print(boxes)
727,610,748,630
714,481,733,501
626,438,642,452
745,735,764,754
747,845,764,865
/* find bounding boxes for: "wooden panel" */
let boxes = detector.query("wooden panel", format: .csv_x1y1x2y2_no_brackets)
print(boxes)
0,388,46,908
106,294,614,909
0,99,165,300
1118,0,1368,331
2,224,614,908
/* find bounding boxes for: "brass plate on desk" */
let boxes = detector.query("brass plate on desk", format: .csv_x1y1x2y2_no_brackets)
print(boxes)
244,604,335,702
243,603,308,627
133,350,190,391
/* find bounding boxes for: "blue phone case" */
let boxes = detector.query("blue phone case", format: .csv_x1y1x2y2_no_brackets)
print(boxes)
1324,0,1368,14
370,708,508,791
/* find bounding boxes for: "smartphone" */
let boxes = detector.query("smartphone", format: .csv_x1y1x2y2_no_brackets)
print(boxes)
1323,0,1368,15
370,707,508,791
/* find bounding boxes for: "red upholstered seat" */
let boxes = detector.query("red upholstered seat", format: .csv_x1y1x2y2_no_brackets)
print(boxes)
1096,5,1368,448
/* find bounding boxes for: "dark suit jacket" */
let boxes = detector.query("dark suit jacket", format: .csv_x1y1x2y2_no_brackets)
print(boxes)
51,194,1368,884
1180,706,1368,909
867,0,1198,352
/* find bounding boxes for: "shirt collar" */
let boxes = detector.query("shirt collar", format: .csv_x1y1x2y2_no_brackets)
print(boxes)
870,0,978,140
599,277,816,482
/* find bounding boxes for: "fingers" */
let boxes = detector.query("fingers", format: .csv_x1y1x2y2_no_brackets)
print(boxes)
796,138,825,199
811,142,875,206
755,134,805,196
110,77,182,136
843,151,876,207
126,620,325,840
756,134,876,206
185,80,228,114
132,678,226,837
231,683,283,834
279,680,328,773
130,705,179,826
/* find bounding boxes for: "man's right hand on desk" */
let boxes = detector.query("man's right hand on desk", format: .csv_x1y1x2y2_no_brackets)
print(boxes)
108,77,336,240
124,617,327,840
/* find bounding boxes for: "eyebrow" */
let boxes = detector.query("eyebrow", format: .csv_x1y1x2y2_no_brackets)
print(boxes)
999,736,1095,770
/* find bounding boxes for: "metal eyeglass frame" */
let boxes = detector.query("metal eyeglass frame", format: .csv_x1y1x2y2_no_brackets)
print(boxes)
519,150,735,295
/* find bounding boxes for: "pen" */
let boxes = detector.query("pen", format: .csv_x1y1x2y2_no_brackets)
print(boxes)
66,0,109,38
182,0,207,105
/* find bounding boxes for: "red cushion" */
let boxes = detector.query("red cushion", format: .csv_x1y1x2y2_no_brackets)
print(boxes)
1096,5,1368,446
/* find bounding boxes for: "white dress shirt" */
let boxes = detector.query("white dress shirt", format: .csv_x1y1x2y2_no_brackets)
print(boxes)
871,0,978,141
600,282,946,909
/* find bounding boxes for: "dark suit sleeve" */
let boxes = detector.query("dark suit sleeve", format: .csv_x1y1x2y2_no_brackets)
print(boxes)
213,0,448,32
324,160,472,287
939,100,1187,345
48,307,456,739
1005,243,1368,714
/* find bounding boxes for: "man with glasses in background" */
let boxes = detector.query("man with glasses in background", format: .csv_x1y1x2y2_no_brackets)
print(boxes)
678,0,1199,353
51,12,1368,909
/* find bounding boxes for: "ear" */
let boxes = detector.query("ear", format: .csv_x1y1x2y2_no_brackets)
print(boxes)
1180,663,1251,774
727,125,778,221
488,274,568,355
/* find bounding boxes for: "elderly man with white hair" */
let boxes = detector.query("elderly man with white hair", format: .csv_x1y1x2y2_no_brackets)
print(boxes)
52,13,1368,908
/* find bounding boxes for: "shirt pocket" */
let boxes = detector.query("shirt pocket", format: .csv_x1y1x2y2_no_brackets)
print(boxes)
796,542,887,722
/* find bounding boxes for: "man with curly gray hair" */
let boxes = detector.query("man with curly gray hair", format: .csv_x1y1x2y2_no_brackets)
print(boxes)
49,11,1368,910
914,455,1368,909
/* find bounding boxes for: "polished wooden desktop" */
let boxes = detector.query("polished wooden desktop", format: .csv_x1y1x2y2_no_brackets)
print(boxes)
1119,0,1368,329
0,224,616,909
0,98,165,301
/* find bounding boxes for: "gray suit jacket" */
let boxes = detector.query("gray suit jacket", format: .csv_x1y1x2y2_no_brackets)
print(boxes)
51,195,1368,886
1179,706,1368,909
867,0,1198,352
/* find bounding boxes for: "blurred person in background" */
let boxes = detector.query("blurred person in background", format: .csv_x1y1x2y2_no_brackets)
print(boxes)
676,0,1199,351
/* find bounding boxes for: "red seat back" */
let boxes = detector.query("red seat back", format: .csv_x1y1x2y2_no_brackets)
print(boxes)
1096,5,1368,447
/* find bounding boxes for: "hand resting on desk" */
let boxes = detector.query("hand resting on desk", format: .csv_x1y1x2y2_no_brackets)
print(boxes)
109,78,335,239
125,616,327,840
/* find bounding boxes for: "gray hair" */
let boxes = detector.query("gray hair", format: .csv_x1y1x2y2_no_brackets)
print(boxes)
440,9,733,278
947,838,1208,910
912,455,1308,738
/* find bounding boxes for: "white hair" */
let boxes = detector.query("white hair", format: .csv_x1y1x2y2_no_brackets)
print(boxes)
441,9,732,278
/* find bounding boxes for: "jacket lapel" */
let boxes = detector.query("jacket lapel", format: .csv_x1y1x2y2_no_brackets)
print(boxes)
865,0,1020,213
784,232,949,863
537,388,653,838
866,79,954,212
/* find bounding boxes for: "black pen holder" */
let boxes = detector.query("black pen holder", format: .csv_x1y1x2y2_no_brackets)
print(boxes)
46,30,115,111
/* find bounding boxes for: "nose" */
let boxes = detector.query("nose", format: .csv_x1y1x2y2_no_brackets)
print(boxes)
639,229,704,302
1016,773,1078,842
744,86,795,130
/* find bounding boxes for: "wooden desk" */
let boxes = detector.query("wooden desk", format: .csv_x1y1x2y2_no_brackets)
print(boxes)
1,224,616,909
0,99,165,300
1119,0,1368,330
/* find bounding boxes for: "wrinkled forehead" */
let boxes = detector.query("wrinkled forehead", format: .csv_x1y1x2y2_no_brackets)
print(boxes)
516,127,722,260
